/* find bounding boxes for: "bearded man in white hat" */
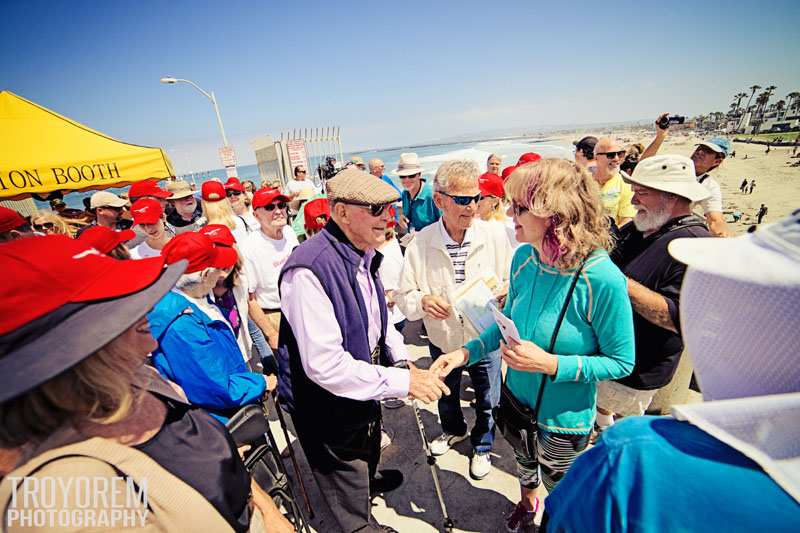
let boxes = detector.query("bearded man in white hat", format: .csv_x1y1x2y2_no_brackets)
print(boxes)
595,155,711,430
277,167,449,532
393,152,440,233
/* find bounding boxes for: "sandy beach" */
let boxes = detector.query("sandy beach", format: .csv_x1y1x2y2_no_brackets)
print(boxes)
555,131,800,234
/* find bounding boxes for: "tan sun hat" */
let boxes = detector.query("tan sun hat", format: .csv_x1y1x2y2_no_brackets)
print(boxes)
327,168,399,205
166,180,195,200
391,152,423,176
623,155,710,203
90,191,128,209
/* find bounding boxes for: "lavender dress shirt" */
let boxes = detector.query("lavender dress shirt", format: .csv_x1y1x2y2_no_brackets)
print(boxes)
280,249,411,401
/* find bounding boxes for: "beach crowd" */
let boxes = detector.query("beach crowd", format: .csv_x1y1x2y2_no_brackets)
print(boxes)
0,113,798,533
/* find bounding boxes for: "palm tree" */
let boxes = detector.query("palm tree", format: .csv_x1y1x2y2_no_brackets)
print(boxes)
787,92,800,115
733,92,748,113
745,84,762,112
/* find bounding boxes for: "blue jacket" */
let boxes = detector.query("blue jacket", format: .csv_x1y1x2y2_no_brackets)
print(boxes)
148,291,266,421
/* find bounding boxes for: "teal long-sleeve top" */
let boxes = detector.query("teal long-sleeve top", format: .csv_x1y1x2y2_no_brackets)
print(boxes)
465,246,635,434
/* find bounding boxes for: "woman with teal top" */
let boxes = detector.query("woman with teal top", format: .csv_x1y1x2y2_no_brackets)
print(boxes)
431,159,635,532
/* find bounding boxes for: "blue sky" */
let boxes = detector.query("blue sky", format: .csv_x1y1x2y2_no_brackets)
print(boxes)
3,0,799,172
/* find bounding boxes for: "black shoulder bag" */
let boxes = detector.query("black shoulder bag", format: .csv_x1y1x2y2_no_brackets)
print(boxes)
492,261,584,459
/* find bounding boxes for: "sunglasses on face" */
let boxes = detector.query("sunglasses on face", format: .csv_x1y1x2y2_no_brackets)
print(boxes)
511,202,529,217
596,150,626,159
227,190,242,197
263,202,288,212
441,192,480,206
33,222,55,231
344,201,391,217
297,170,307,175
100,205,124,212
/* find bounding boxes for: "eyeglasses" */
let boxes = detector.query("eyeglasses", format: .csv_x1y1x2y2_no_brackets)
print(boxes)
33,222,55,231
226,190,242,197
343,201,391,217
297,170,307,175
399,174,420,180
100,205,124,212
511,202,529,217
263,202,288,212
596,150,626,159
440,192,480,206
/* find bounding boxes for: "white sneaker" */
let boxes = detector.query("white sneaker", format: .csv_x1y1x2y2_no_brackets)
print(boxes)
430,432,468,456
470,452,491,479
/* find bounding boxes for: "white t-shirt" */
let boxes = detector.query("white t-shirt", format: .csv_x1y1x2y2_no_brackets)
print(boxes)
378,237,406,325
241,226,299,309
697,173,723,214
239,209,260,232
285,179,315,197
130,240,162,259
231,216,251,245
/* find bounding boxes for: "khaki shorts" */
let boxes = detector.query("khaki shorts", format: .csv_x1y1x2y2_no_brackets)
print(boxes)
596,380,660,417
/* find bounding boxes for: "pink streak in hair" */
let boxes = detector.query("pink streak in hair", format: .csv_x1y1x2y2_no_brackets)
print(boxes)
541,215,566,265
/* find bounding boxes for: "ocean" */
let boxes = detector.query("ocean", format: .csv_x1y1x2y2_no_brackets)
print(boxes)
38,137,573,209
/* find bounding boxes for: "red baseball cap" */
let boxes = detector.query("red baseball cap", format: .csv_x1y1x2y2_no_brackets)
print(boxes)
202,180,227,202
199,224,237,246
517,152,542,165
224,177,245,192
129,178,171,200
0,206,28,233
0,235,186,402
501,165,518,181
252,188,290,210
303,198,330,232
162,232,238,274
131,198,164,225
479,173,505,198
78,226,136,254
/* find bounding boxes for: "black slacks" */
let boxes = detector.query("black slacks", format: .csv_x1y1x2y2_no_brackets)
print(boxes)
295,418,382,533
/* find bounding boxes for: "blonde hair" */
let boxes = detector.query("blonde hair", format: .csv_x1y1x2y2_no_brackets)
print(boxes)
0,342,144,447
505,159,611,270
31,210,73,237
202,198,237,229
434,159,480,192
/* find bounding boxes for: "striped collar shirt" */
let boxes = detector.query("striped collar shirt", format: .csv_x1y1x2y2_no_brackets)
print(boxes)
439,219,472,284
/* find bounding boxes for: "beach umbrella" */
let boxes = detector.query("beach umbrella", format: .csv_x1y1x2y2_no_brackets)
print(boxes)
0,91,174,200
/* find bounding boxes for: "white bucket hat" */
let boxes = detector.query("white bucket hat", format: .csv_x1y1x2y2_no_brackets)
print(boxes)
624,155,710,202
392,153,423,177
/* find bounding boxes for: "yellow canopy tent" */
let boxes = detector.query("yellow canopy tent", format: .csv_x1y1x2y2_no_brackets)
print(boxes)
0,91,174,200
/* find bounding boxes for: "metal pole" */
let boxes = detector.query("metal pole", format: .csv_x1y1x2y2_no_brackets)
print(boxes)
337,126,344,167
209,91,229,147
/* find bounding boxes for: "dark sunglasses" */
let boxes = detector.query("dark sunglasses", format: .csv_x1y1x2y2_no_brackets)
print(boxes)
441,192,480,206
262,201,288,212
33,222,55,231
511,202,529,217
343,201,391,217
296,170,307,174
226,190,243,197
100,205,124,212
596,150,626,159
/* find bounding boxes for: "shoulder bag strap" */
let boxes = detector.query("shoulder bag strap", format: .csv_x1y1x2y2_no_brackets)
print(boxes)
531,260,585,418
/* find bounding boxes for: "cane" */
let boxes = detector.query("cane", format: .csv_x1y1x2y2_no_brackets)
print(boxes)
394,361,455,532
268,390,315,520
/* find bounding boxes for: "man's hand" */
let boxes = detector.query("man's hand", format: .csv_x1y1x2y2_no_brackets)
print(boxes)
385,289,396,309
421,294,452,320
429,348,469,378
408,363,450,403
501,339,559,375
655,112,670,136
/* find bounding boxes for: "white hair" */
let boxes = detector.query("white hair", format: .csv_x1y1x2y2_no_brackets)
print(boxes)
174,268,217,294
434,160,480,192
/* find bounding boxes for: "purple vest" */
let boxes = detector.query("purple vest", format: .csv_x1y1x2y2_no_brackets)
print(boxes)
276,221,391,431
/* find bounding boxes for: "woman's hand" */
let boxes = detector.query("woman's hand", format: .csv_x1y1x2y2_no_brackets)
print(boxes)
251,479,295,532
429,348,469,378
421,294,452,320
500,340,559,375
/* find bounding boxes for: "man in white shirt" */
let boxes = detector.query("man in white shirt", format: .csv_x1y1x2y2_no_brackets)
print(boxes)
284,165,315,200
241,188,298,351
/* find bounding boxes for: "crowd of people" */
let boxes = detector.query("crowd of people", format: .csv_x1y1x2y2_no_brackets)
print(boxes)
0,112,797,532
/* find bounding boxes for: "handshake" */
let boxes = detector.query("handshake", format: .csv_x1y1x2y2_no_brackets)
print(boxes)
403,348,470,404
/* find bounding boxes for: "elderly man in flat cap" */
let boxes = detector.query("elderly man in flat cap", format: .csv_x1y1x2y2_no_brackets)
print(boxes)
277,168,449,533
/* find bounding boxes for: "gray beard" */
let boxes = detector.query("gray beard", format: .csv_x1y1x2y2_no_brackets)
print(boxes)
633,206,672,233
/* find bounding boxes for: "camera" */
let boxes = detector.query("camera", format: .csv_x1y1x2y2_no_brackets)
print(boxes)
318,156,340,182
657,115,686,129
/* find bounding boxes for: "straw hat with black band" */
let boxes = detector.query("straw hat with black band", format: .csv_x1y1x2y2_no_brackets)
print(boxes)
0,235,186,403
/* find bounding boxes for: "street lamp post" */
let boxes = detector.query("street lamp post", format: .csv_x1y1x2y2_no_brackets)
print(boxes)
160,76,237,177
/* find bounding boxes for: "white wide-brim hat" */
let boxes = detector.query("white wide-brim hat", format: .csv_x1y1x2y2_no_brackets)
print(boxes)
392,152,423,177
624,154,710,203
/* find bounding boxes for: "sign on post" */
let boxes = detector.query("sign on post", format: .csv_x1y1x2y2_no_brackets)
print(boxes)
286,140,309,175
